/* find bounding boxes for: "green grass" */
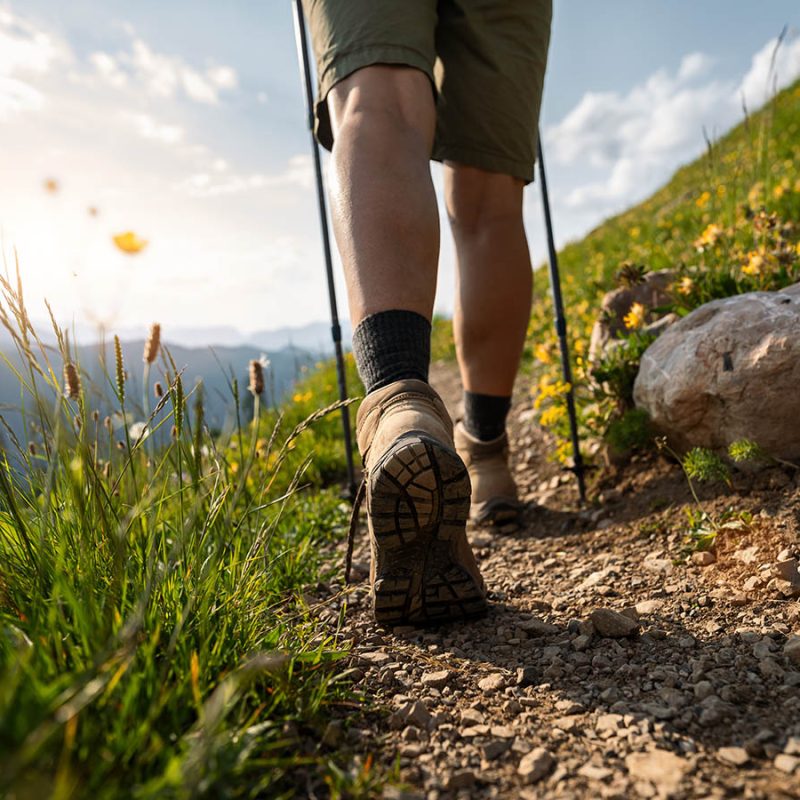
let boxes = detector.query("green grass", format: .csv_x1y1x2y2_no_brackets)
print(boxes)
0,274,378,798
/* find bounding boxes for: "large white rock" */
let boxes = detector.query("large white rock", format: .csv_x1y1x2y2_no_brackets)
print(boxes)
634,283,800,459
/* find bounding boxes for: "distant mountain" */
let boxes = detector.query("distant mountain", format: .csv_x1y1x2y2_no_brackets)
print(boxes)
30,320,353,353
0,336,323,451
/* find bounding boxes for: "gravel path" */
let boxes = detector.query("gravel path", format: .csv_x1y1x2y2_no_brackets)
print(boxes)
318,361,800,799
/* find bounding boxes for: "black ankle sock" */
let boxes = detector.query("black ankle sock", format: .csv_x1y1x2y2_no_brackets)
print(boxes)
463,391,511,441
351,310,431,394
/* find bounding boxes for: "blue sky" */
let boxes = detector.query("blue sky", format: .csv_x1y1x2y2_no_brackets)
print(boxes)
1,1,799,340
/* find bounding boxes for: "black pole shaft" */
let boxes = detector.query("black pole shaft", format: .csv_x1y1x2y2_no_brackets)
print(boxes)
292,0,357,500
536,129,587,504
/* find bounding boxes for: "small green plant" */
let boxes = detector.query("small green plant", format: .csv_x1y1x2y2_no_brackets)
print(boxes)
590,332,656,411
605,407,652,457
682,447,732,485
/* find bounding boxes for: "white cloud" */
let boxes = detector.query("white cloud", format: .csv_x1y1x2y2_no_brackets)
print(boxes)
89,52,127,88
545,32,800,222
176,154,314,197
0,8,70,118
738,32,800,109
124,111,185,145
91,36,239,105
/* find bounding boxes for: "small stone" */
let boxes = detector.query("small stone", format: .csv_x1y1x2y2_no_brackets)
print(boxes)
625,749,687,794
578,762,613,782
491,725,516,739
784,637,800,665
572,634,593,651
460,708,485,726
553,715,581,733
444,770,477,790
596,713,623,733
518,747,555,784
590,608,640,638
555,699,584,715
360,650,391,665
478,672,506,693
775,558,800,584
635,599,664,615
482,738,512,760
421,669,451,690
773,754,799,774
784,737,800,756
404,700,432,729
730,592,750,606
717,746,750,766
516,666,539,687
693,681,714,701
518,616,560,636
691,551,716,566
759,658,785,680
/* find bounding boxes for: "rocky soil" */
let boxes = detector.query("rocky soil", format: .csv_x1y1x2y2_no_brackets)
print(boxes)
315,361,800,799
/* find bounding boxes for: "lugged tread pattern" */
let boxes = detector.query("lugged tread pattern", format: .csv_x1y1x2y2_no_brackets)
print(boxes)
368,432,487,626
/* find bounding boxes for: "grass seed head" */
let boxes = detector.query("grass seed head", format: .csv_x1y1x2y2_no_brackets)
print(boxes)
249,360,264,396
114,335,125,405
63,362,81,399
143,323,161,364
154,381,164,398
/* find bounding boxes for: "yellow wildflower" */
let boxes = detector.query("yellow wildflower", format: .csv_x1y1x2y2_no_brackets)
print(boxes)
694,223,723,251
113,231,148,254
629,226,641,239
695,191,711,209
623,302,646,330
742,250,764,276
539,405,566,427
773,184,785,200
533,343,552,364
676,276,694,295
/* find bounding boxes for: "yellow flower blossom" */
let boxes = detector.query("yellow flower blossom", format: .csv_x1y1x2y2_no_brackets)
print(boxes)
628,226,641,239
539,405,566,427
773,184,785,200
533,343,552,364
623,302,646,330
676,276,694,295
113,231,148,254
742,250,765,276
694,223,723,251
695,190,711,209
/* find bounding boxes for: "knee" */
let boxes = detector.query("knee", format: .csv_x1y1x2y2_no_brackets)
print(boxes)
446,166,524,238
329,66,434,150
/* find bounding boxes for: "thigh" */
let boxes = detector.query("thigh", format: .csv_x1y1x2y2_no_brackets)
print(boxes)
302,0,438,150
433,0,552,183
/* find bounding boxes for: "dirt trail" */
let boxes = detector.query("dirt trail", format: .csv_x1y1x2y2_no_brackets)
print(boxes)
321,360,800,799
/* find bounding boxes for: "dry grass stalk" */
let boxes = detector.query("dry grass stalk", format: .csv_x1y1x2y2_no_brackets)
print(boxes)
143,324,161,364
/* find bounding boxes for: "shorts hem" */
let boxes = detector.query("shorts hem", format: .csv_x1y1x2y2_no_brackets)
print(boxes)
432,143,536,184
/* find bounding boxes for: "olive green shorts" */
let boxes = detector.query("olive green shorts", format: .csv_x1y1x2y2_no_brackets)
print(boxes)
301,0,552,183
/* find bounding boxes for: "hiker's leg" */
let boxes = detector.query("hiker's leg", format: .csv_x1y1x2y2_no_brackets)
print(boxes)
327,66,438,327
445,164,532,398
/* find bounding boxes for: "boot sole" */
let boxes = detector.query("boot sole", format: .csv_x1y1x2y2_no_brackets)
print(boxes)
368,432,488,626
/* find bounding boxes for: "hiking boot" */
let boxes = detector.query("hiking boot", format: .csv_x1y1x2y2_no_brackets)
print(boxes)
355,379,487,626
454,422,522,524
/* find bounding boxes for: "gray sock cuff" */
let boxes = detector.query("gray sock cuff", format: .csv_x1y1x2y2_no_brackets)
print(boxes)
351,310,431,394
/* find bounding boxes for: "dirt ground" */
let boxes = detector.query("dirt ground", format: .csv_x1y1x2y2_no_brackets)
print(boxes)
315,360,800,799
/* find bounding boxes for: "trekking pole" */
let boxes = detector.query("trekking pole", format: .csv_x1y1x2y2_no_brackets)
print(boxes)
536,129,587,504
292,0,357,501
